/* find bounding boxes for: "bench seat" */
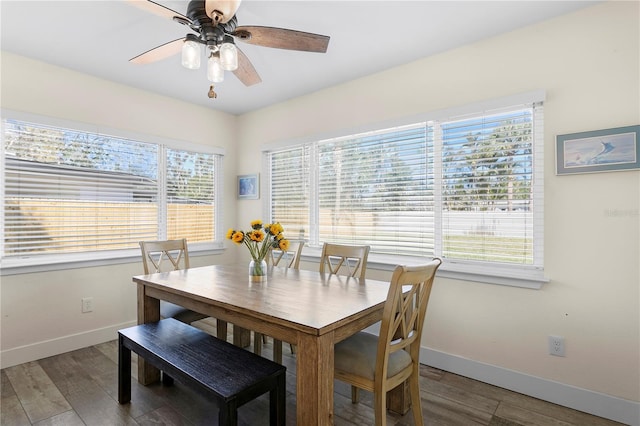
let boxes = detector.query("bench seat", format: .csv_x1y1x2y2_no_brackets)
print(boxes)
118,318,286,425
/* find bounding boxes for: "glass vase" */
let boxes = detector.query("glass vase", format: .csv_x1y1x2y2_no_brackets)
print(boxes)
249,259,268,282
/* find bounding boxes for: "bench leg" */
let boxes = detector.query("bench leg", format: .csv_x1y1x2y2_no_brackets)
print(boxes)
161,371,174,386
219,402,238,426
270,373,286,426
118,335,131,404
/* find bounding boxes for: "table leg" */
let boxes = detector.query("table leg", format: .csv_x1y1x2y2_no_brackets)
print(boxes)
216,319,228,341
296,333,334,425
387,381,411,415
136,284,160,385
233,326,252,348
273,339,283,364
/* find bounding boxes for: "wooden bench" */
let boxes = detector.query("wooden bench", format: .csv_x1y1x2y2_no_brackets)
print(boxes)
118,318,286,426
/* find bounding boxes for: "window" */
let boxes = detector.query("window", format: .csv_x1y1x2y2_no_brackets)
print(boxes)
1,113,223,269
316,124,433,256
438,107,541,265
267,98,544,285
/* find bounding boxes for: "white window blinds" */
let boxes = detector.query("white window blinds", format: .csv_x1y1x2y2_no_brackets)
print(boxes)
166,148,216,241
2,117,220,260
317,124,434,256
266,99,544,275
436,104,543,266
269,145,310,240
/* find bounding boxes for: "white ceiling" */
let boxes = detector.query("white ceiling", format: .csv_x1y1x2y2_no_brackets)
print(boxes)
1,1,597,115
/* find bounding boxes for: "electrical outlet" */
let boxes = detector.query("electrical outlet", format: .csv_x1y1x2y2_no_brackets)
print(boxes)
548,335,565,357
81,297,93,313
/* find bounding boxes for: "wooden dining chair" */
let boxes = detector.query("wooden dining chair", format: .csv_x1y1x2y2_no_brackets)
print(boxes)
334,258,442,426
139,239,219,328
319,242,370,280
255,240,305,363
268,239,305,269
317,243,371,358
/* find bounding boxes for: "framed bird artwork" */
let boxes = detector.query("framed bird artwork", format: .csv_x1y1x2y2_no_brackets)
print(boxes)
556,125,640,175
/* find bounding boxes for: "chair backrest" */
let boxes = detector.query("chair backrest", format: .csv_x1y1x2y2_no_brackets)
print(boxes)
376,259,442,383
139,239,190,274
268,240,305,269
319,243,370,280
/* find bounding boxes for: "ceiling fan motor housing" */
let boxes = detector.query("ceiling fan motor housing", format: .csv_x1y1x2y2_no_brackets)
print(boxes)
187,1,237,48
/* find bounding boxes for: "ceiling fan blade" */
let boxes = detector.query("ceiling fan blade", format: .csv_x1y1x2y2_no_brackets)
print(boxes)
233,26,330,53
233,47,262,86
130,38,185,64
126,0,190,22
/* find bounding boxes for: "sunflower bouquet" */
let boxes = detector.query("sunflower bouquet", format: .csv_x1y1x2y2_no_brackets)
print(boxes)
226,220,290,276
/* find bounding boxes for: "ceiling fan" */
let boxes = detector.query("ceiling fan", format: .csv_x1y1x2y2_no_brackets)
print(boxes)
129,0,330,98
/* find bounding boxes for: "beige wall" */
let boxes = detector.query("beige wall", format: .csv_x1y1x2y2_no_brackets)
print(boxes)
0,52,239,364
1,1,638,423
237,0,639,408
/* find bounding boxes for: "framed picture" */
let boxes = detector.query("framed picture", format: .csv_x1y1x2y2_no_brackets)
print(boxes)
556,125,640,175
237,174,259,199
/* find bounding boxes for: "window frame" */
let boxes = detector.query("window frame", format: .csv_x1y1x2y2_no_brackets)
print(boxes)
263,92,547,289
1,110,225,275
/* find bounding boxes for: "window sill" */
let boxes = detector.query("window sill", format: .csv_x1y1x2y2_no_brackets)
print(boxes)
434,263,548,289
2,245,548,289
0,243,225,276
301,248,548,290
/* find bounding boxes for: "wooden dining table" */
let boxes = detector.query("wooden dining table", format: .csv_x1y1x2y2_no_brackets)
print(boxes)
132,263,392,425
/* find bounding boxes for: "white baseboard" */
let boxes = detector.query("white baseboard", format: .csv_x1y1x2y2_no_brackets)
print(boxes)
421,347,640,426
0,321,136,369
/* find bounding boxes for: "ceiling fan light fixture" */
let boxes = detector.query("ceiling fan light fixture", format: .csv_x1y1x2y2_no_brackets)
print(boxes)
207,52,225,83
219,40,238,71
181,38,201,69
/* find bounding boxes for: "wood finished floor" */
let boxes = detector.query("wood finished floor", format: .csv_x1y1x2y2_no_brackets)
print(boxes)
1,319,624,426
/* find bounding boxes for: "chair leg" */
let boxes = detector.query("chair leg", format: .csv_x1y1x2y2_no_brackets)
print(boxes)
409,373,424,426
253,332,263,356
373,386,387,426
351,385,359,403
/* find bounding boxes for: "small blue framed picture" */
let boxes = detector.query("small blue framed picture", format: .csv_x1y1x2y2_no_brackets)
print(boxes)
556,125,640,175
238,174,259,199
